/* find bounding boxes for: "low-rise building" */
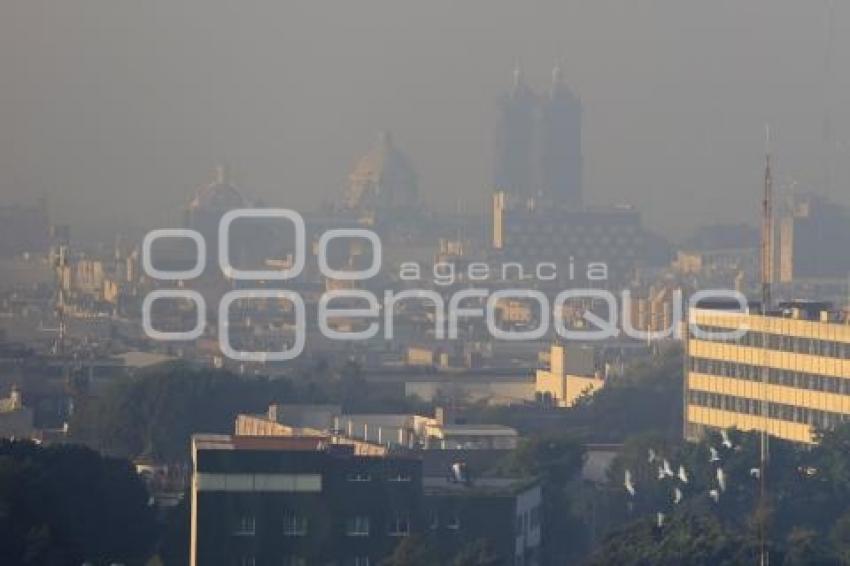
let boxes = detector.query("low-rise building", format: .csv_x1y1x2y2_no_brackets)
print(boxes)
190,433,541,566
423,475,542,565
0,385,34,439
191,434,421,566
236,404,520,451
535,343,606,407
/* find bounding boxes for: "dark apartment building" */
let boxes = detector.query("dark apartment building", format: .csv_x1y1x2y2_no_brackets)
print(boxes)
422,475,542,566
191,435,421,566
191,434,541,566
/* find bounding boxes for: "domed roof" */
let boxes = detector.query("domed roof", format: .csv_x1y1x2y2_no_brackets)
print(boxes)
345,132,418,212
189,165,245,210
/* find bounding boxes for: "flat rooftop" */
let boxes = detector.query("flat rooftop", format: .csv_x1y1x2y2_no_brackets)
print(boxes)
694,300,849,324
193,434,330,453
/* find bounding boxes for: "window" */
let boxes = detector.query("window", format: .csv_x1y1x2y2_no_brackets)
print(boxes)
388,472,412,483
233,515,255,536
388,513,410,536
446,513,461,531
282,557,306,566
352,557,371,566
347,472,372,482
346,516,371,537
283,512,308,536
237,556,255,566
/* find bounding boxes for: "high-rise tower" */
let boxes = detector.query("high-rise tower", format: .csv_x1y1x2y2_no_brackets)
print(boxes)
493,65,536,198
540,65,583,207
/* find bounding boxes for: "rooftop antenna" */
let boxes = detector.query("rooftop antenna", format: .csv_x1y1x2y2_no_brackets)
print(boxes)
54,244,68,358
761,124,774,311
456,196,463,244
822,0,836,194
846,270,850,313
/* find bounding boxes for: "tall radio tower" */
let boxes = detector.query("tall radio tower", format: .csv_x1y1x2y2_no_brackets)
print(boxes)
53,243,68,358
761,124,774,312
758,124,774,566
822,0,836,195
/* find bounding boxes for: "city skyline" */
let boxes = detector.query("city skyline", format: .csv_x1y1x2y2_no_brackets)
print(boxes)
5,3,850,565
2,1,849,238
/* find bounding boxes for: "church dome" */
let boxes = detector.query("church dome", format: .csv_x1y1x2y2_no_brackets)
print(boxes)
189,165,245,211
345,132,418,212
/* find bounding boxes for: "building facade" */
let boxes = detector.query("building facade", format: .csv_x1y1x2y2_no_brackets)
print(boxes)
491,192,646,287
778,193,850,282
422,476,542,566
190,433,541,565
191,435,422,566
685,302,850,444
493,65,583,208
539,65,582,207
494,66,536,199
535,343,606,408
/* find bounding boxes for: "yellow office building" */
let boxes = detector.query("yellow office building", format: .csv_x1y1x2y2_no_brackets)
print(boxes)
685,302,850,444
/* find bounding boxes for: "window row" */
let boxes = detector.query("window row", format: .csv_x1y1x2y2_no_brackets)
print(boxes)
345,471,413,483
505,223,639,236
232,512,410,538
236,555,369,566
694,325,850,360
690,357,850,395
687,389,849,430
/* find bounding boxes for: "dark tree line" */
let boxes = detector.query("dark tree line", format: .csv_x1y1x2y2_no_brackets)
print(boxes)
69,363,304,461
68,360,426,463
55,349,850,564
0,440,158,565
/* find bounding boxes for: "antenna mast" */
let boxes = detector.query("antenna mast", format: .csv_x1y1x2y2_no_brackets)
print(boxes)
761,125,773,311
758,124,773,566
822,0,836,194
54,244,68,358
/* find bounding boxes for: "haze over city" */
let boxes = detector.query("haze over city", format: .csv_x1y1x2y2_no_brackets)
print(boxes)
2,0,849,237
7,3,850,565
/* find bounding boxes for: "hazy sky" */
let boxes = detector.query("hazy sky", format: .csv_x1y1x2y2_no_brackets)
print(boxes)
1,1,848,238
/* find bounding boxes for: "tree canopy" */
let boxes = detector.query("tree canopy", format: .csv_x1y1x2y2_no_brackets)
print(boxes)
588,424,850,564
0,440,157,566
69,363,305,461
68,360,428,463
